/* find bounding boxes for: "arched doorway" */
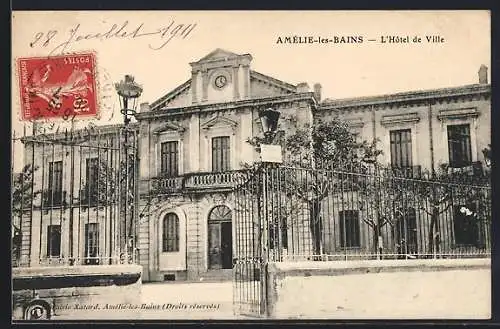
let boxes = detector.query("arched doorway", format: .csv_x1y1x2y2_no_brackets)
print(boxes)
208,205,232,269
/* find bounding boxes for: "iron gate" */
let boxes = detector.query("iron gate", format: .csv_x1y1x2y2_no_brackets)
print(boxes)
232,165,265,317
11,123,139,268
232,164,290,317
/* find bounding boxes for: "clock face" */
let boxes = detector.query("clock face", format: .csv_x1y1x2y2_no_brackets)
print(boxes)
214,75,227,89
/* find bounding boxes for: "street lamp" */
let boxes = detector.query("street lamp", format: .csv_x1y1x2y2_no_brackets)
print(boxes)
115,75,143,264
115,75,143,126
259,108,281,144
256,107,282,315
482,146,491,168
258,108,282,164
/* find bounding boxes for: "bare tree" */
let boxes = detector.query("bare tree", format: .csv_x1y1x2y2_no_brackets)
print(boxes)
247,118,382,256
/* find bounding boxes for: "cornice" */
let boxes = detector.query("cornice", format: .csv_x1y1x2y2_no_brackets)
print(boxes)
347,118,365,129
381,113,421,127
437,107,479,121
317,84,491,112
21,123,138,143
150,79,191,111
136,93,317,120
201,115,238,130
250,70,297,92
152,122,186,135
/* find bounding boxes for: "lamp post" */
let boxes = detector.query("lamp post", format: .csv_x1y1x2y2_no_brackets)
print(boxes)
259,108,281,144
257,107,282,316
482,145,491,168
115,75,143,264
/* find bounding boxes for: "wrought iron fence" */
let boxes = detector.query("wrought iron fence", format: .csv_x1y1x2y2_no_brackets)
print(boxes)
234,164,491,264
11,125,139,268
232,162,491,315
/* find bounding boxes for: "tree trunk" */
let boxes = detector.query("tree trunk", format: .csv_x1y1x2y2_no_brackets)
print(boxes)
427,206,440,256
309,200,323,258
372,224,379,254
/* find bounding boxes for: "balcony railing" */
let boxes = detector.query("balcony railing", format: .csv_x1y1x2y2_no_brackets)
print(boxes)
150,176,183,194
149,171,244,195
42,191,67,208
448,161,484,176
80,186,99,206
184,171,243,190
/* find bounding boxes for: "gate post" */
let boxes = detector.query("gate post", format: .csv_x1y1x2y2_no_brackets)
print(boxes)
259,165,269,316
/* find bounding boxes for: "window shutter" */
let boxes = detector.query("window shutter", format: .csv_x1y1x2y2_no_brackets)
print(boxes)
160,142,179,177
212,137,230,172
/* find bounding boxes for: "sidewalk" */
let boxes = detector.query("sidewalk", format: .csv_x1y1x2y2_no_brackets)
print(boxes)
138,281,237,319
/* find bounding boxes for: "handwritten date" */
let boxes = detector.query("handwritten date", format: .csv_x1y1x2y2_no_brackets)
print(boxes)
30,20,197,55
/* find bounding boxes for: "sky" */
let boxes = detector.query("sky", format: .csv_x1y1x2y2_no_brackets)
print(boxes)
11,10,491,171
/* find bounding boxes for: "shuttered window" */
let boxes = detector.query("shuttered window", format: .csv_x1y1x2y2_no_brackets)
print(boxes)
47,225,61,257
160,141,179,177
339,210,360,248
212,136,230,172
390,129,412,168
85,223,99,265
448,124,472,168
163,213,179,252
85,158,99,204
47,161,63,205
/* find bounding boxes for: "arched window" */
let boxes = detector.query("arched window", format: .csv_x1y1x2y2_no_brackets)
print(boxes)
208,205,232,222
163,213,179,252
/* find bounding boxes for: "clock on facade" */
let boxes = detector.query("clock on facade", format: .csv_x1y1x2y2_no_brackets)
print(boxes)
214,75,227,89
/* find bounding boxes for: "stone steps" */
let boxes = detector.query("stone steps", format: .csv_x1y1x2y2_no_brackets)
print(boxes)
199,269,233,282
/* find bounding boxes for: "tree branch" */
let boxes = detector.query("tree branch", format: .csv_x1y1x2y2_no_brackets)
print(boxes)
362,217,375,228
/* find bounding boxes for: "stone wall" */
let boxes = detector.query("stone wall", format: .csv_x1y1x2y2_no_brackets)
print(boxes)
12,264,142,320
266,258,490,319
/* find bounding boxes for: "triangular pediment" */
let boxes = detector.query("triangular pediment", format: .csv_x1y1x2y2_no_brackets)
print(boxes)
249,70,297,97
196,48,241,63
150,80,191,111
152,122,186,134
201,115,238,130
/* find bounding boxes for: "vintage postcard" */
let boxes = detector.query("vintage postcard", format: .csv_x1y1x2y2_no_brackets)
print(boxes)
11,10,491,321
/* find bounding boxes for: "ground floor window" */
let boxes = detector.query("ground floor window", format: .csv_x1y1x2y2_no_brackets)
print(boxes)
394,208,418,255
85,223,99,265
163,213,180,252
339,210,360,248
453,203,480,246
47,225,61,257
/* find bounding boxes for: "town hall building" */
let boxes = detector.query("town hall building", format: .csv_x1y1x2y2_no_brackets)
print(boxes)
17,49,491,282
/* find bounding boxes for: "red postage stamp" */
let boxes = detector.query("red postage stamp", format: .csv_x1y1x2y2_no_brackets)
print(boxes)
17,52,98,121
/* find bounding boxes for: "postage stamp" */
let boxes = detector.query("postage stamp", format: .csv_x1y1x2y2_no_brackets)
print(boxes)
17,52,98,121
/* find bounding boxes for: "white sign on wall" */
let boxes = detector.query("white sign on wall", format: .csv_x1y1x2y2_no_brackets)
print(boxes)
260,144,283,163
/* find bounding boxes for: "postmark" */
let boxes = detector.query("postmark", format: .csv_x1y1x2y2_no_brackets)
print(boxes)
17,52,98,121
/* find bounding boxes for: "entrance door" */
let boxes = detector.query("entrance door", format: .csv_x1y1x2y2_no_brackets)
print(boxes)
221,222,233,269
208,205,233,270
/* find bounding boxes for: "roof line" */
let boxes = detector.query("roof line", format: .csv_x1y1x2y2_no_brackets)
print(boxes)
137,92,316,119
250,70,297,91
150,79,191,110
20,123,138,141
193,48,243,63
320,84,490,108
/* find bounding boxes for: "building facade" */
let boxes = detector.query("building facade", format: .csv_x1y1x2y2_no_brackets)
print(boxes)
17,49,491,282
